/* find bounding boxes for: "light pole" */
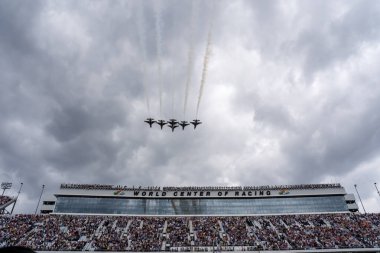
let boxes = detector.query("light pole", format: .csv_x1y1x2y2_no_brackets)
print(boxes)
354,184,366,214
374,183,380,198
11,182,23,214
1,182,12,196
35,184,45,215
212,226,218,253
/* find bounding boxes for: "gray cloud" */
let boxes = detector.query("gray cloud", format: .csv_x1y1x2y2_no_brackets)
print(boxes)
0,0,380,213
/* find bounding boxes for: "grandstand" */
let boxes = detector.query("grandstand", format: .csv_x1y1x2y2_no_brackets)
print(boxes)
1,183,379,252
53,183,358,215
0,195,16,215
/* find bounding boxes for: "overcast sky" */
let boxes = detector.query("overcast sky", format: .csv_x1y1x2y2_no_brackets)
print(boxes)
1,0,380,214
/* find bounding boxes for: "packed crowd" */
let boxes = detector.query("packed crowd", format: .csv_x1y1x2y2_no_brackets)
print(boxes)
192,217,220,246
0,196,12,206
243,183,341,191
166,217,191,247
60,183,341,192
163,186,243,191
61,184,161,191
61,184,115,190
128,217,163,251
0,213,379,251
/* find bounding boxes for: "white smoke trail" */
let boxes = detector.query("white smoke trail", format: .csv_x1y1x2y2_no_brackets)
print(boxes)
195,28,212,119
183,0,197,118
183,45,194,117
171,87,175,117
154,0,163,117
137,2,150,116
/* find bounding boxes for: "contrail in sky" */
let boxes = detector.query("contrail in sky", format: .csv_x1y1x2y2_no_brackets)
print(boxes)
183,0,197,118
195,27,212,119
137,2,150,116
154,0,163,117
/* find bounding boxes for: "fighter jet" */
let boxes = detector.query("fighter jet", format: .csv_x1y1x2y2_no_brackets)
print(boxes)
168,124,178,132
179,121,190,130
190,119,202,129
156,120,167,129
167,119,179,132
167,119,179,125
144,118,156,128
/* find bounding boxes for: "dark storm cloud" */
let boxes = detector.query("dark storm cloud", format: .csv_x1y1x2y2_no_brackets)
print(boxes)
216,0,380,207
1,0,380,213
46,101,125,143
295,1,380,79
284,90,380,183
0,1,42,55
0,0,150,211
44,100,125,173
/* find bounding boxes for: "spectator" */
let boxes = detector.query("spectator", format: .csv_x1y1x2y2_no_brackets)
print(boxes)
0,213,379,251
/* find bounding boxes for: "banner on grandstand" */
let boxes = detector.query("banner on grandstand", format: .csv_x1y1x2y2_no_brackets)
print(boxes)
127,189,273,198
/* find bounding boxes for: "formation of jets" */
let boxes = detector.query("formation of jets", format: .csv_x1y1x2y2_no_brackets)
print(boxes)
144,118,202,131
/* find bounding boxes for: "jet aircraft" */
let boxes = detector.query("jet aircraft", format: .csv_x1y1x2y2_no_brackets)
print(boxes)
167,119,179,132
168,124,178,132
179,121,190,130
144,118,156,128
190,119,202,129
156,120,167,129
167,119,179,125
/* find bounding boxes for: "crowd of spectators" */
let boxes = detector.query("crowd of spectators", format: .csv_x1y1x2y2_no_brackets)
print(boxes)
243,183,341,191
128,217,163,251
1,213,379,251
91,216,129,251
60,184,115,190
163,186,243,191
0,196,12,206
60,184,161,191
192,217,220,246
165,217,191,247
60,183,341,192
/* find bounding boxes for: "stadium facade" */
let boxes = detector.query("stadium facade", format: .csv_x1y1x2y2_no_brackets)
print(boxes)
51,183,359,215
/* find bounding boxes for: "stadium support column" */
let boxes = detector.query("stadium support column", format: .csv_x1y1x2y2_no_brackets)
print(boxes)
10,182,23,214
354,184,366,214
35,184,45,214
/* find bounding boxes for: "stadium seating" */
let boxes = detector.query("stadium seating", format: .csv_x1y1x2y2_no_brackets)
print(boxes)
0,196,12,207
0,213,379,251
